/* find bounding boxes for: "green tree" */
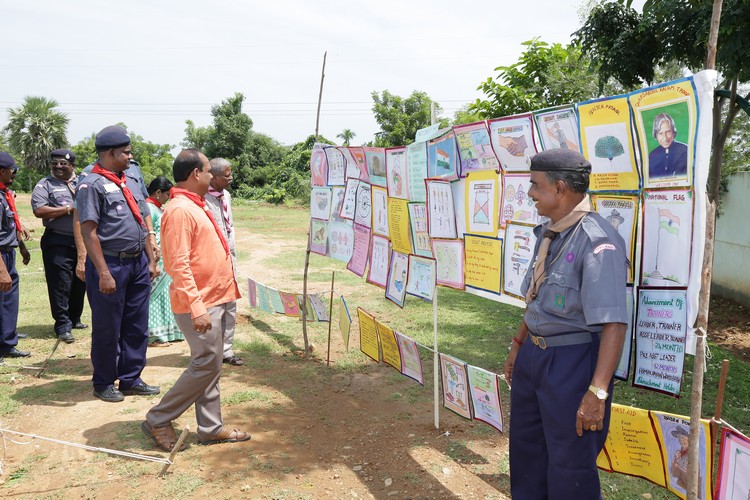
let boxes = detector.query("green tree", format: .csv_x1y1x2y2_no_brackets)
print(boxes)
4,96,69,173
336,128,356,146
371,90,448,147
451,104,484,126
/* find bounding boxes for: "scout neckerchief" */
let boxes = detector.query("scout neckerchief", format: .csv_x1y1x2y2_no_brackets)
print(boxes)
170,187,230,257
0,182,23,233
64,173,77,197
146,196,162,209
91,163,145,226
208,187,233,236
525,196,592,304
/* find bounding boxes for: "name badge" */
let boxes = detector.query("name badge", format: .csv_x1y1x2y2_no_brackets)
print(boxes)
103,182,120,194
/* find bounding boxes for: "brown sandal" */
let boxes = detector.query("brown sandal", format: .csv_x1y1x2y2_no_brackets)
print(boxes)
141,421,187,452
197,427,251,446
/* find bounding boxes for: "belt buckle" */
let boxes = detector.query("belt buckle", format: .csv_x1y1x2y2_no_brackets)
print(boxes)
532,334,547,350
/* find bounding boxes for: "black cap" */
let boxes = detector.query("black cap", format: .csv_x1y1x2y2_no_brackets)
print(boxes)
51,148,76,163
95,125,130,149
530,149,591,173
0,152,19,170
671,426,689,438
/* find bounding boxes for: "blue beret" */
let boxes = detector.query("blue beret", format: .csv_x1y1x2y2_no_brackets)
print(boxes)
530,149,591,173
0,152,19,170
51,148,76,163
95,125,130,149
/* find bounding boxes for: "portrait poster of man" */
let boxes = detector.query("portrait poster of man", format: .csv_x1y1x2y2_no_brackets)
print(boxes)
592,194,639,282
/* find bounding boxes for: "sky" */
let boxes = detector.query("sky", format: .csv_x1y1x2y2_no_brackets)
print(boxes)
0,0,642,150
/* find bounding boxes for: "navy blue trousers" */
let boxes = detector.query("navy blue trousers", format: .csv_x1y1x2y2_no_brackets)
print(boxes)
509,336,612,500
41,230,86,335
0,248,19,353
85,253,150,391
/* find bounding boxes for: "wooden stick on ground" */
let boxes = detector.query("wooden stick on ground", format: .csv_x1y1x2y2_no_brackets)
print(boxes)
159,426,190,477
20,337,62,377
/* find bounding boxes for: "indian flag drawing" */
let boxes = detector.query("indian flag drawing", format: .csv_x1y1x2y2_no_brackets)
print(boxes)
659,208,680,235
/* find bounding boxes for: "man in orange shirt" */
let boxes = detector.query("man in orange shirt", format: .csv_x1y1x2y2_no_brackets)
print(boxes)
141,149,249,452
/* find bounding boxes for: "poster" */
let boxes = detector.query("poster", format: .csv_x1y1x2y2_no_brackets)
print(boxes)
467,365,504,432
406,142,428,202
346,223,371,277
406,255,436,302
408,202,432,258
464,169,499,237
325,147,346,186
533,106,581,152
641,189,693,287
347,147,369,183
489,113,537,171
247,278,257,308
387,197,413,255
367,234,390,288
329,186,346,223
371,185,389,237
310,147,328,186
310,187,332,220
363,146,387,187
339,295,351,350
716,428,750,500
431,238,465,290
354,181,372,228
592,194,639,282
256,283,272,313
499,173,543,228
614,285,635,381
267,287,285,314
340,178,359,220
385,250,409,308
279,291,301,317
464,234,502,295
427,129,459,180
451,178,467,239
296,293,316,322
375,319,401,370
629,78,697,189
386,147,409,200
396,332,424,385
309,218,328,256
439,353,472,419
426,179,457,239
327,221,354,263
339,146,360,181
633,288,688,397
357,308,380,362
502,222,537,299
309,293,329,322
577,95,640,191
453,121,500,176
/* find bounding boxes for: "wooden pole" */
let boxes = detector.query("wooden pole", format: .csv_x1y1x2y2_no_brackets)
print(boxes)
326,271,335,366
314,51,327,139
159,426,190,477
301,237,311,352
712,360,730,438
433,286,439,429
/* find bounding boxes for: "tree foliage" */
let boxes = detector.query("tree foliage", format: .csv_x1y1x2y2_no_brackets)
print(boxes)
4,96,69,173
337,128,356,146
371,90,448,147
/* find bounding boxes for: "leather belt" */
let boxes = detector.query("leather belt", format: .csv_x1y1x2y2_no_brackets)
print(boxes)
102,250,142,259
529,332,595,350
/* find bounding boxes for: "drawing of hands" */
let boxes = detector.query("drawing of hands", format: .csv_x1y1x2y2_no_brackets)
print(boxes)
497,135,527,157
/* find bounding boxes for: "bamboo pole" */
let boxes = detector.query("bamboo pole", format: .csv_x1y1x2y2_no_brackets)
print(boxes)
326,271,335,366
301,237,311,352
159,426,190,477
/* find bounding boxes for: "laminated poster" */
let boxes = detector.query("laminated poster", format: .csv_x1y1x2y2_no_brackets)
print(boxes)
386,147,409,200
375,319,401,371
427,130,459,181
406,255,436,302
592,194,639,282
339,295,352,350
408,202,432,258
453,121,500,176
347,147,370,183
256,283,272,313
577,95,640,191
363,147,387,187
247,278,257,308
500,173,544,228
629,77,697,189
533,106,581,152
354,181,372,228
310,187,332,221
367,234,390,289
267,287,285,314
406,142,428,202
502,222,536,299
439,353,472,419
387,197,413,255
329,186,346,223
325,147,346,186
346,223,371,277
327,221,354,264
641,189,693,287
633,288,688,397
614,285,635,381
339,147,360,181
309,293,329,322
426,179,457,239
396,332,424,385
296,293,316,322
451,177,467,239
371,185,389,237
385,250,409,308
309,218,328,256
431,238,465,290
464,234,502,296
357,308,380,362
464,169,499,237
279,291,301,317
716,428,750,500
415,123,442,143
340,178,359,220
489,113,537,171
466,365,504,432
310,147,328,187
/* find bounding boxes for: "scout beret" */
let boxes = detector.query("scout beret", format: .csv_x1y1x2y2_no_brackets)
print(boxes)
670,426,689,438
0,152,19,170
51,148,76,162
530,149,591,173
95,125,130,150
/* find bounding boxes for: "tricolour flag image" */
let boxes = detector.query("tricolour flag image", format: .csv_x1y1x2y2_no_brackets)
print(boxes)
659,208,680,235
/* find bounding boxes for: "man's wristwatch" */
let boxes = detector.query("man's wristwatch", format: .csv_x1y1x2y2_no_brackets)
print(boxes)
588,385,608,400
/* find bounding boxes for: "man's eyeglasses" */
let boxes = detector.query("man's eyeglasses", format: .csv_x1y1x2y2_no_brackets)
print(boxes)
50,161,71,167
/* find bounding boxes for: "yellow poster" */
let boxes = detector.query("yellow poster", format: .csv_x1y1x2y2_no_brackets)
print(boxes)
464,234,502,295
388,197,413,255
464,169,499,237
339,295,351,351
375,319,401,370
357,308,380,362
578,96,639,191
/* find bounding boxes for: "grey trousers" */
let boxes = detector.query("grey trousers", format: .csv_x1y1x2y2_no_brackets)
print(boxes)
222,300,237,359
146,303,230,439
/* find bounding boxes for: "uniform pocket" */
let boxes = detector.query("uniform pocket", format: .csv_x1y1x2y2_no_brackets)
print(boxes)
545,271,581,318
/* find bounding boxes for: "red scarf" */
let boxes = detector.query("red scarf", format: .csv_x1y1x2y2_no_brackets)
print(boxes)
0,182,23,233
146,196,162,209
91,163,145,226
170,187,230,257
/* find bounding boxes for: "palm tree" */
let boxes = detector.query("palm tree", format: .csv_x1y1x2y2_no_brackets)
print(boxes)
4,96,69,173
337,128,356,147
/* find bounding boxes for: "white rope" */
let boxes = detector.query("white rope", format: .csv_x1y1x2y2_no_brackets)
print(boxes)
696,326,712,371
711,418,749,439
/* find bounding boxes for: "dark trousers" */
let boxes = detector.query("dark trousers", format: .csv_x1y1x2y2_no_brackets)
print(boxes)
85,253,150,391
509,336,612,500
41,230,86,335
0,248,19,352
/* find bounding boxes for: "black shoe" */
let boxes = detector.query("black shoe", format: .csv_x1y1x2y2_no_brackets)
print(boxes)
72,322,88,329
120,382,160,396
0,347,31,358
93,385,124,402
17,332,28,339
57,332,75,344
